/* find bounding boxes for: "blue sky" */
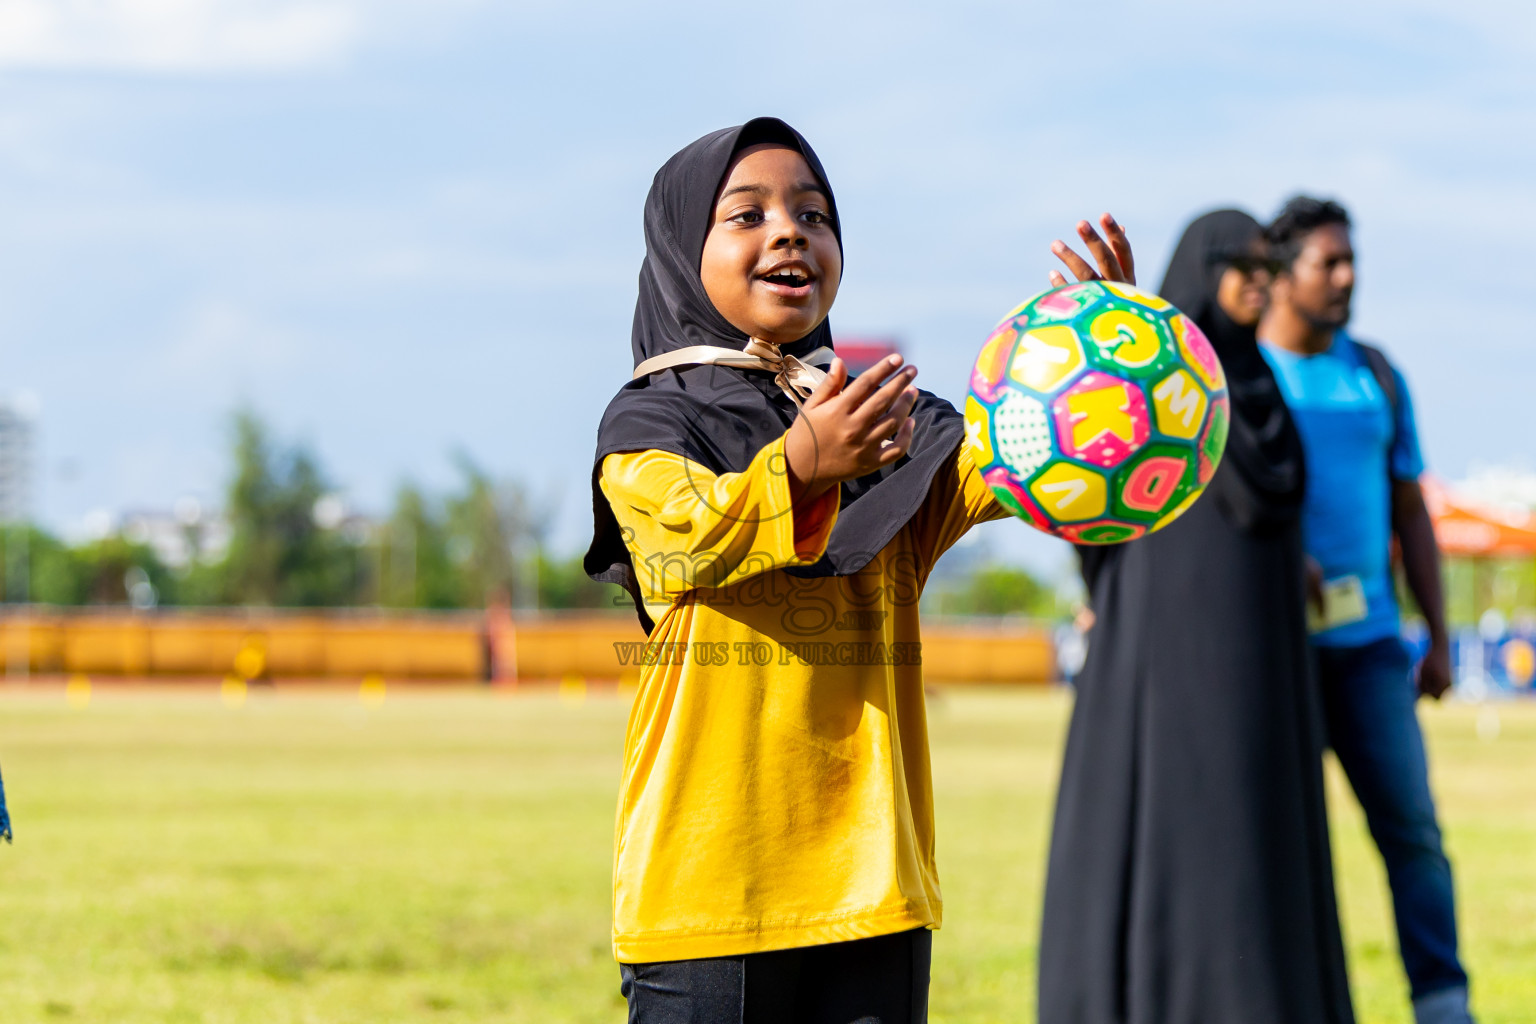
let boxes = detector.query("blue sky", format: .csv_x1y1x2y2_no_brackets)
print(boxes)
1,0,1532,575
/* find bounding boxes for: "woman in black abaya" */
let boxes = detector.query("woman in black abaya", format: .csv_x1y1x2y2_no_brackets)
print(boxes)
1037,212,1354,1023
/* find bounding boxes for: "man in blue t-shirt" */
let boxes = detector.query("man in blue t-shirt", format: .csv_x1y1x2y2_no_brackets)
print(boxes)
1261,197,1472,1024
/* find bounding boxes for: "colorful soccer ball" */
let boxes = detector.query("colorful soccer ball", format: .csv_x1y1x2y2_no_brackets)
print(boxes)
965,280,1230,544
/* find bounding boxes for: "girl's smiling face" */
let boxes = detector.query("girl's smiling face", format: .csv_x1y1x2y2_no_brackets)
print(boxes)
700,143,841,346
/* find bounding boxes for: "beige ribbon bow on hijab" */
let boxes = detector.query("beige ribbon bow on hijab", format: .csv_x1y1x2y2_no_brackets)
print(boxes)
632,339,835,408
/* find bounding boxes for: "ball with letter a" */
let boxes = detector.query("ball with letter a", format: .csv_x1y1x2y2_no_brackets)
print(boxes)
965,280,1230,544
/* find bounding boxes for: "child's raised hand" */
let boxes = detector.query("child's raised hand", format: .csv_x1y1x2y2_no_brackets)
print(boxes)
785,355,919,501
1047,213,1136,288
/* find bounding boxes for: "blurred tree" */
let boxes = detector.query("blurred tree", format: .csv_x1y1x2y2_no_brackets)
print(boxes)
4,527,72,604
932,564,1056,618
1,526,170,607
537,551,624,610
445,455,523,608
168,560,231,608
221,410,361,607
71,537,173,606
380,484,458,609
222,411,281,602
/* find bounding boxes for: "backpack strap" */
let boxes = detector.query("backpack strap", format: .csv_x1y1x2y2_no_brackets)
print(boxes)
1354,339,1406,491
1355,340,1399,419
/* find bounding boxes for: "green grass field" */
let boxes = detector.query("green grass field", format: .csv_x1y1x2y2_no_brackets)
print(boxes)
1,684,1532,1023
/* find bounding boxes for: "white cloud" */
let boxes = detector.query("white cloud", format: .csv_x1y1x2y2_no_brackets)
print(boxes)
0,0,361,72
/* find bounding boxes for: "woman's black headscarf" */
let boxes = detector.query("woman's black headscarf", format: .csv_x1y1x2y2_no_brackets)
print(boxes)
1157,209,1305,531
584,117,965,633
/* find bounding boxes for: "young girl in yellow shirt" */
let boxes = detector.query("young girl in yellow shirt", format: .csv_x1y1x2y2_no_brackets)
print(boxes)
585,116,1134,1022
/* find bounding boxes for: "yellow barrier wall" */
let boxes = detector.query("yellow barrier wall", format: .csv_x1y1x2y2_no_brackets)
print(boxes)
0,610,1055,684
919,620,1057,684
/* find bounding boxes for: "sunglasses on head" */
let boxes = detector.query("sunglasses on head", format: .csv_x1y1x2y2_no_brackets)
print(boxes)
1212,253,1284,276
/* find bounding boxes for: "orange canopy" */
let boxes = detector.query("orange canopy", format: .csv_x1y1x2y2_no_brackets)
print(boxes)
1422,477,1536,557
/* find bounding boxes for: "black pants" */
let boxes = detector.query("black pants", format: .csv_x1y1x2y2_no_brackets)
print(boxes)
619,928,931,1024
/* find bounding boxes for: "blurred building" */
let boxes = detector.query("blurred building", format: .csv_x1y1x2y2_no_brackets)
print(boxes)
119,504,231,569
116,496,370,569
0,400,34,524
834,337,902,377
1454,466,1536,510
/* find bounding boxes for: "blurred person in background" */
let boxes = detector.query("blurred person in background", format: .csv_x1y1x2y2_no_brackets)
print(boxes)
1261,196,1471,1024
1037,211,1353,1023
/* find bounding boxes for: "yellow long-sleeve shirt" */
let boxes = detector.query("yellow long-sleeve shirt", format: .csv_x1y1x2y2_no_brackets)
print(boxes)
600,433,1006,963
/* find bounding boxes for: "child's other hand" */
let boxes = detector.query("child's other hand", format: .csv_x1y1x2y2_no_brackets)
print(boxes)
785,355,918,501
1046,213,1135,288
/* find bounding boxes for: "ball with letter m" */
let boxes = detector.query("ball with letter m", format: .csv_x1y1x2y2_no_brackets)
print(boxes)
965,280,1230,544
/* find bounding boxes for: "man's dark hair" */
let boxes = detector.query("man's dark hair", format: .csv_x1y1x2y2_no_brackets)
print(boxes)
1267,196,1351,269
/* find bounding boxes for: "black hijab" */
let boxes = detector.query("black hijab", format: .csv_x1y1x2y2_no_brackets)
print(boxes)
1157,209,1305,531
584,117,965,632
